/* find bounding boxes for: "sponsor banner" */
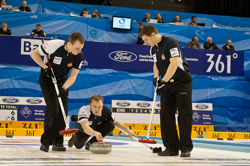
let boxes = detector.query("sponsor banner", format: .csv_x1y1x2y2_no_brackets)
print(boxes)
183,49,244,76
120,123,214,136
112,100,213,125
0,128,44,137
0,96,45,105
206,132,250,140
112,100,160,110
0,128,80,137
0,35,244,76
18,105,46,121
20,38,49,55
192,103,213,111
0,121,43,129
113,128,197,138
0,96,46,121
192,103,213,125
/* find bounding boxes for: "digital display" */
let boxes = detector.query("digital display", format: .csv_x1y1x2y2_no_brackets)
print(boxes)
112,16,132,30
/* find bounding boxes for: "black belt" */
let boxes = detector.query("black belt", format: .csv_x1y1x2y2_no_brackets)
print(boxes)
41,73,68,81
168,72,190,83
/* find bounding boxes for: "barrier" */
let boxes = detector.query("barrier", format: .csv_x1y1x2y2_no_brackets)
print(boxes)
0,35,244,76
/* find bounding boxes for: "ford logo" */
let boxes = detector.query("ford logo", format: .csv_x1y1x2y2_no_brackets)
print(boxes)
109,51,137,62
2,98,19,103
157,103,161,108
116,102,130,107
137,102,151,107
26,99,43,104
195,104,208,109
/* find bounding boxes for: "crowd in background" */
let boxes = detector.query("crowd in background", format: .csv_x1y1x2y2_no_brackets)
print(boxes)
0,0,236,51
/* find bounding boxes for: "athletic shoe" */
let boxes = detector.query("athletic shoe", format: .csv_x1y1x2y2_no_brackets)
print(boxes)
52,144,66,151
158,148,179,156
68,134,76,148
180,150,191,157
40,144,49,152
85,141,90,150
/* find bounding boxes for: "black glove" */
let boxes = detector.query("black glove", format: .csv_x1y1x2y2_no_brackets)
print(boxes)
44,68,53,78
153,77,157,87
58,86,67,97
156,80,166,96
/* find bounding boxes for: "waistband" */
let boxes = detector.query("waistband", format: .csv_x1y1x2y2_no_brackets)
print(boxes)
167,72,190,83
41,73,68,81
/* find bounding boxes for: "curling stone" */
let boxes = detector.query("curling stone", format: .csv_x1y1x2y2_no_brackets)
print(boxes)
90,141,112,154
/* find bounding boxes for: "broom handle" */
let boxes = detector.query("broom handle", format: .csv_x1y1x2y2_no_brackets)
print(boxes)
146,75,159,139
41,39,68,129
47,57,69,129
115,125,151,148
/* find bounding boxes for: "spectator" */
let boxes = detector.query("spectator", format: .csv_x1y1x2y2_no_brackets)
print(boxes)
155,13,164,23
92,9,102,18
136,22,144,45
171,15,183,24
18,1,31,12
0,0,6,10
31,24,46,38
222,40,235,51
188,16,198,26
204,37,219,50
142,13,150,22
0,22,11,35
79,8,89,16
187,36,201,49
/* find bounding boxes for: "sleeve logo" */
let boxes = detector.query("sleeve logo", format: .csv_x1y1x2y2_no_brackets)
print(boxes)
170,47,179,57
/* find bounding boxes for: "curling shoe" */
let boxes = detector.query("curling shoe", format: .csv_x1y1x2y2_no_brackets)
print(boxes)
40,144,49,152
85,141,91,150
68,134,76,148
52,144,66,151
180,150,191,157
158,148,179,156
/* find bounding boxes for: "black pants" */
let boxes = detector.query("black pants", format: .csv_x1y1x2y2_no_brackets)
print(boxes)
39,74,68,145
160,73,193,152
74,120,115,149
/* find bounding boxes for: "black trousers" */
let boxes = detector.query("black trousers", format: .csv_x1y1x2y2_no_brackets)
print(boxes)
160,73,193,152
74,120,115,149
39,74,68,145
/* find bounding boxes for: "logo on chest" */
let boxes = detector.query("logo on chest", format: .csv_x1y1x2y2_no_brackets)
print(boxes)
161,53,165,60
53,56,62,65
67,62,72,67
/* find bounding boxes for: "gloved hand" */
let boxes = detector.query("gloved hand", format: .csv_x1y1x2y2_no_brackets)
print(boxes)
157,80,166,96
44,67,53,78
153,77,157,87
58,86,67,97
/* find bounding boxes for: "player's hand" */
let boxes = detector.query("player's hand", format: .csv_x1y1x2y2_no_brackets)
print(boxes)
58,86,67,97
153,77,157,87
128,130,137,140
44,67,53,78
95,132,103,142
157,80,166,95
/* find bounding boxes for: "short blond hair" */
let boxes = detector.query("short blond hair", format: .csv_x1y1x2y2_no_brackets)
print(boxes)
68,32,85,45
90,95,104,103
